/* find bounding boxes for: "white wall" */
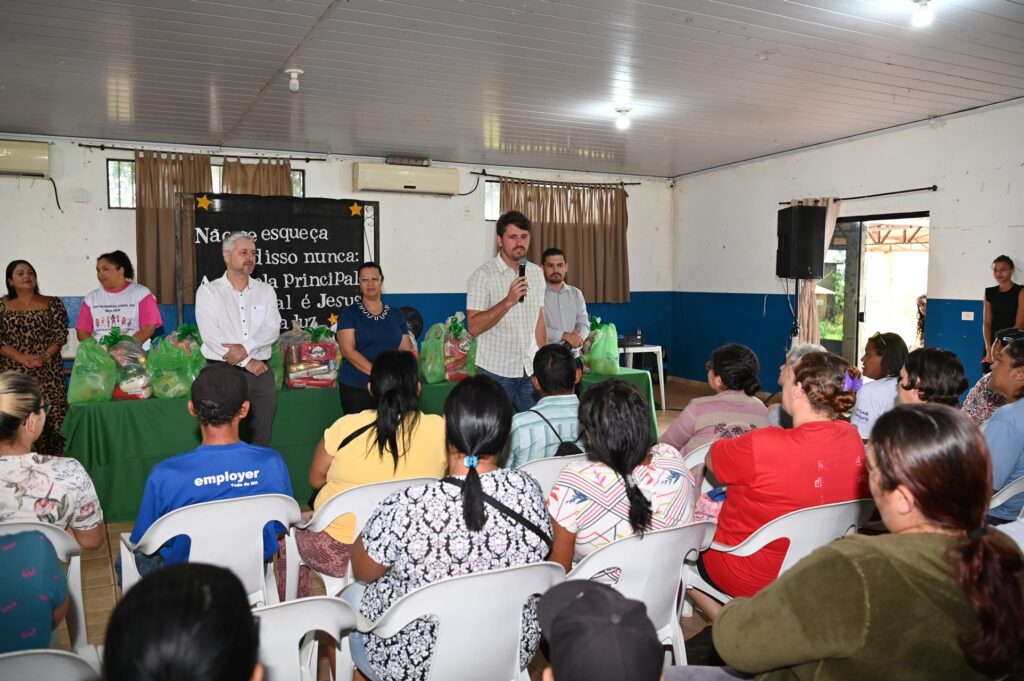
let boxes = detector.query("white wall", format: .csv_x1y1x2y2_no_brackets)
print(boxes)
674,99,1024,301
0,140,673,296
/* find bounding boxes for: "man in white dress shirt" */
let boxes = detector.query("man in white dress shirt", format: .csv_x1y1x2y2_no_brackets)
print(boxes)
195,232,281,446
466,210,546,411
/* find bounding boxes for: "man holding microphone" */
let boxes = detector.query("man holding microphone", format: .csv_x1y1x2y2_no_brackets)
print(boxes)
466,210,546,410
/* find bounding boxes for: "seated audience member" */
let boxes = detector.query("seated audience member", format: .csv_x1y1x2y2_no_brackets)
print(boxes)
766,342,826,428
677,405,1024,681
507,343,583,468
124,363,292,577
547,379,696,572
985,338,1024,524
0,372,105,550
659,344,768,454
291,350,445,596
851,331,908,438
963,327,1023,426
104,563,262,681
538,581,664,681
349,376,551,681
0,530,69,653
897,347,969,406
692,352,867,616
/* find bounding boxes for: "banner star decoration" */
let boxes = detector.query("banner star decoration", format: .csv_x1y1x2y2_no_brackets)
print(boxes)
328,313,339,326
196,194,212,210
349,202,362,216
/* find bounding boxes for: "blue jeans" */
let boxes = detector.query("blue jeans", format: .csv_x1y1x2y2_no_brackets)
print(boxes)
477,368,538,411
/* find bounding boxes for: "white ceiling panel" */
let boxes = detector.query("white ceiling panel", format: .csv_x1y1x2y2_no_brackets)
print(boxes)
1,0,1022,176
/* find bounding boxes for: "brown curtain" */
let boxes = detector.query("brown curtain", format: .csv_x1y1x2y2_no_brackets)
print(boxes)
793,197,841,345
222,158,292,195
500,179,630,303
135,151,212,304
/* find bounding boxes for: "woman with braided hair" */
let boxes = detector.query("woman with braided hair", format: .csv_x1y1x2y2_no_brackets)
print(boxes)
547,378,697,573
348,375,551,681
689,351,868,620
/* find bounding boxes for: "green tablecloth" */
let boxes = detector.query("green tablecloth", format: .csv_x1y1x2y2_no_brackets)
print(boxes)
61,367,656,522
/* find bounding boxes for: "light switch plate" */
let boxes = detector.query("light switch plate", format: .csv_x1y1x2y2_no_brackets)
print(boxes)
961,311,974,321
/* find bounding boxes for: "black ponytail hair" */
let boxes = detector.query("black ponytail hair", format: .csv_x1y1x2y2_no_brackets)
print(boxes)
98,250,135,280
367,351,422,471
578,379,653,535
443,375,513,532
710,343,762,396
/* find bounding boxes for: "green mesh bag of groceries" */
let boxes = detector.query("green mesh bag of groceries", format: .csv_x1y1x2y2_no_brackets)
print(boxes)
68,339,118,403
587,322,620,375
419,323,446,384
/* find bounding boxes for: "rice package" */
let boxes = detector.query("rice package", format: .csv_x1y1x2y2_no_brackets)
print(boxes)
102,328,153,400
443,312,477,382
282,324,338,389
68,338,117,403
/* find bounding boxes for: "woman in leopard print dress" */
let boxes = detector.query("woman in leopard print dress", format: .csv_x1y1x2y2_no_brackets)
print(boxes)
0,260,69,455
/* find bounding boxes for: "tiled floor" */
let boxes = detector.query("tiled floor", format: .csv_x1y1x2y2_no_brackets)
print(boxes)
64,378,719,678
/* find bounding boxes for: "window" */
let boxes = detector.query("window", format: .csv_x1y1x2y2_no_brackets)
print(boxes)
107,159,136,208
484,180,500,220
210,165,304,197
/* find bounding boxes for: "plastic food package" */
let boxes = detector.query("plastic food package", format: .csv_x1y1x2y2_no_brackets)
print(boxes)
68,339,118,403
282,324,338,389
584,322,620,375
147,325,206,399
419,323,446,384
269,341,284,390
101,328,152,400
443,312,477,382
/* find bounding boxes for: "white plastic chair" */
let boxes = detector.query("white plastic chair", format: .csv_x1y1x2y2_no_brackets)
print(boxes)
682,442,712,470
990,474,1024,513
119,494,301,604
686,498,875,605
0,649,100,681
292,477,437,597
516,454,587,497
255,596,362,681
0,521,87,652
345,561,565,681
566,522,716,666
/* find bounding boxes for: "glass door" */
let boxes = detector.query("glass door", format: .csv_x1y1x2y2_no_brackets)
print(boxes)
819,221,864,364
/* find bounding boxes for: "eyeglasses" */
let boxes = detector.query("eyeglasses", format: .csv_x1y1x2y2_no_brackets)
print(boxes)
37,399,51,415
359,276,382,283
869,332,887,348
704,360,714,372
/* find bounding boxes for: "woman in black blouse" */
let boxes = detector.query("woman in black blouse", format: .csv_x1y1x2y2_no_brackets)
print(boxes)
983,255,1024,372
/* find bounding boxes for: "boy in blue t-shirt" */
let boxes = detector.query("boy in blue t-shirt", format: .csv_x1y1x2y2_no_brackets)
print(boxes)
124,362,293,576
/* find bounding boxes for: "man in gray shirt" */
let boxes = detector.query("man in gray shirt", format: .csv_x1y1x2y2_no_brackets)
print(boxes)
542,248,590,356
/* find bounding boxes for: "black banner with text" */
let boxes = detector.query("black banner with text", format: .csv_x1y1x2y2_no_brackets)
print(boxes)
193,194,375,329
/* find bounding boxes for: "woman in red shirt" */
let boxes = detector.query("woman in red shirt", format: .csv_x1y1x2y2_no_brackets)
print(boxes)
692,351,868,619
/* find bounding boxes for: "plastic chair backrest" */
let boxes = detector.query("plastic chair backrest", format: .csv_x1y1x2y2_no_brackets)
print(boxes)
125,494,301,600
0,649,100,681
255,596,359,681
0,520,87,651
367,562,565,681
303,477,438,536
682,442,712,470
722,499,875,574
990,474,1024,510
566,523,715,636
516,454,588,497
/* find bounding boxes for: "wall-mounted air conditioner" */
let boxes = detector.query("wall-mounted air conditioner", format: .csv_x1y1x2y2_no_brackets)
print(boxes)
352,162,459,196
0,140,50,178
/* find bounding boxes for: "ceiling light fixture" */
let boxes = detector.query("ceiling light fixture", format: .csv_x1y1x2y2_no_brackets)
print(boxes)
615,108,631,131
911,0,933,27
285,68,304,93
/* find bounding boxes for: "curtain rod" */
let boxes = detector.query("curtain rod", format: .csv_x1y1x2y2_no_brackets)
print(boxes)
471,169,641,187
77,142,328,162
778,184,937,205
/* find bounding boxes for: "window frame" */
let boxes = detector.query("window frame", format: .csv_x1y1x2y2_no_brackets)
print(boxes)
106,158,137,209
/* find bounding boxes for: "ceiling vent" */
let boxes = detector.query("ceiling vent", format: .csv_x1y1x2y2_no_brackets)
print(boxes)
0,140,50,178
352,162,459,196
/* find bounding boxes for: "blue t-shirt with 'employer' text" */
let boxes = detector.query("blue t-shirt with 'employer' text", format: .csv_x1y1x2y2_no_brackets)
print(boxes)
129,442,294,564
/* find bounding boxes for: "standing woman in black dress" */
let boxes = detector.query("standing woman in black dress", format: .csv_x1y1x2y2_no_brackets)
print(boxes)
983,255,1024,372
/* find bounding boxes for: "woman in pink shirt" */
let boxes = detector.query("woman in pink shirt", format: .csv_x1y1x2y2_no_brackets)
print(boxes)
659,344,769,455
76,250,161,345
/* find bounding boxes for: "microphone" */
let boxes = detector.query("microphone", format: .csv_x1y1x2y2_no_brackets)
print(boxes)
518,258,527,303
